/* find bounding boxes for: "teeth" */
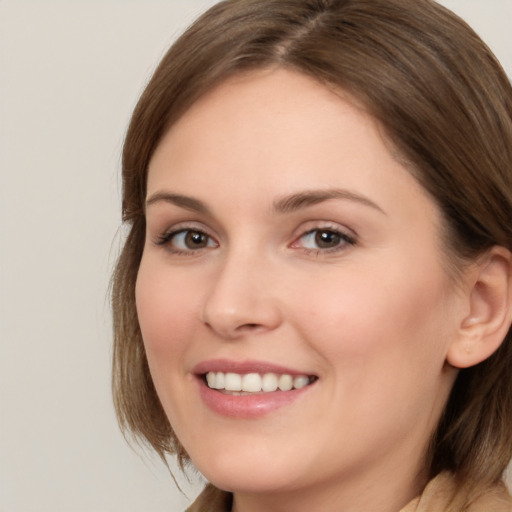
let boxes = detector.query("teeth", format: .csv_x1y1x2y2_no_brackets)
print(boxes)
293,376,310,389
205,371,313,393
278,374,293,391
212,372,225,390
242,373,262,392
262,373,278,392
224,372,242,391
206,372,216,388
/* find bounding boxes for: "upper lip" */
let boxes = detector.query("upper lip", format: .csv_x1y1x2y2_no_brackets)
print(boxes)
192,359,316,377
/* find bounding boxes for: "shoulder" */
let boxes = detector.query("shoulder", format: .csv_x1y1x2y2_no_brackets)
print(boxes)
401,472,512,512
185,484,232,512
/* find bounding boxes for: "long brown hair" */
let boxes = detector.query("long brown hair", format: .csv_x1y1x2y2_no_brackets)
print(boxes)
112,0,512,494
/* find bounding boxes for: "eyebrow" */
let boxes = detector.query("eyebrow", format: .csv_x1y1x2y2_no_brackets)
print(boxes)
145,188,385,216
273,188,386,215
145,192,210,214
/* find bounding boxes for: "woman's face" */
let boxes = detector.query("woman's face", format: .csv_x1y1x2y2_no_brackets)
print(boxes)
137,69,464,507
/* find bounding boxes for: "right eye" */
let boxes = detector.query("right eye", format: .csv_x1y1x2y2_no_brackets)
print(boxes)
156,229,218,253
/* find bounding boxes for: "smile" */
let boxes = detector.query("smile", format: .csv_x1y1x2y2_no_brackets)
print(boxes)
205,371,315,393
194,361,318,418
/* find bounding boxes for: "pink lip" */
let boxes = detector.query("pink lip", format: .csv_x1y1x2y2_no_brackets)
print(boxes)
192,359,317,419
192,358,313,376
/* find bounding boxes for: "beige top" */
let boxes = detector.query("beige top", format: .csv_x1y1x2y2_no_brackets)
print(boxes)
186,472,512,512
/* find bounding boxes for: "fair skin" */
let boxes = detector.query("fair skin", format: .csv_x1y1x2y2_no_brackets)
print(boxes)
136,68,480,512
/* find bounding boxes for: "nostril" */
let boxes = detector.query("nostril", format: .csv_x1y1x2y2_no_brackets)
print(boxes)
237,323,260,330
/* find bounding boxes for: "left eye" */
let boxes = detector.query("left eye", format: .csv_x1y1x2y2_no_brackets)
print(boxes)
297,229,353,250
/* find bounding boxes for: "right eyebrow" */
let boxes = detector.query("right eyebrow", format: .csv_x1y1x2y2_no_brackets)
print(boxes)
145,192,211,215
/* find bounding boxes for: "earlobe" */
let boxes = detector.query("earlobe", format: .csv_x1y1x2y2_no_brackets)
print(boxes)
447,246,512,369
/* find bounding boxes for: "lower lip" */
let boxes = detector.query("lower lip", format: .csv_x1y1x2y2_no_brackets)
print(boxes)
197,378,314,419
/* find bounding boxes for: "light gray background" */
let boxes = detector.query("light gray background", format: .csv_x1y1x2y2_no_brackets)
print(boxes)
1,1,511,511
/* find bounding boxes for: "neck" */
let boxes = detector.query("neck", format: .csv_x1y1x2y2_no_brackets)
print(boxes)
231,457,428,512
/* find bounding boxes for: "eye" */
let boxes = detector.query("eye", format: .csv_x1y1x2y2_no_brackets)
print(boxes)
156,228,217,253
302,230,342,249
292,227,356,253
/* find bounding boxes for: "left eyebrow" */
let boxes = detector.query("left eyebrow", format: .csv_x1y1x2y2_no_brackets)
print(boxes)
272,188,386,215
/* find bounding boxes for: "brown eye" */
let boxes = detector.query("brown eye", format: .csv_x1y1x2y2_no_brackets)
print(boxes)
184,231,210,249
314,230,342,249
294,227,355,253
157,229,217,252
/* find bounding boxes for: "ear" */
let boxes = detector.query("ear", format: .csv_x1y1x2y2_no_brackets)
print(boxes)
447,246,512,369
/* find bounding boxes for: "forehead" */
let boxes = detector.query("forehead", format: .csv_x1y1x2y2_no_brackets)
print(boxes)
148,68,428,212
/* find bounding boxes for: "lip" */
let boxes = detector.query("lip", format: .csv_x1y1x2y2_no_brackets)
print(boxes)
192,358,313,376
193,359,317,419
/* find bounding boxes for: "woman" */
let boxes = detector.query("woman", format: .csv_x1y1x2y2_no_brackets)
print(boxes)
112,0,512,510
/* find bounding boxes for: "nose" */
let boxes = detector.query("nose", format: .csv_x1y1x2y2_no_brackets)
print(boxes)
201,251,283,340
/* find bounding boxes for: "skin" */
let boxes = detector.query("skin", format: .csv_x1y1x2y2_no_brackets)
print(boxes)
136,68,470,512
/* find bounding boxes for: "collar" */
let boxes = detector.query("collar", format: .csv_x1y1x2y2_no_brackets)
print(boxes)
186,472,512,512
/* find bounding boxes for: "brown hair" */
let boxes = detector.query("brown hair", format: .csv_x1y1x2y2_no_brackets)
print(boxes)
112,0,512,495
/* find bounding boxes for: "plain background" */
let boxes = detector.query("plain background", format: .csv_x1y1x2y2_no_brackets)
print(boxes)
1,1,511,511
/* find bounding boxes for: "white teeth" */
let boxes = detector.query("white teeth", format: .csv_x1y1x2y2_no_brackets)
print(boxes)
242,373,262,392
261,373,278,392
278,374,293,391
206,372,216,388
224,372,242,391
213,371,225,390
293,376,310,389
205,371,313,393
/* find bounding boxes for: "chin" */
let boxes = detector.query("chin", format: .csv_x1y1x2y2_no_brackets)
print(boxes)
204,470,298,495
190,447,305,494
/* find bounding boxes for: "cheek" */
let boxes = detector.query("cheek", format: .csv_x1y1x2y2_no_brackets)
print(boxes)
135,257,200,364
290,260,459,438
134,257,208,432
289,257,457,372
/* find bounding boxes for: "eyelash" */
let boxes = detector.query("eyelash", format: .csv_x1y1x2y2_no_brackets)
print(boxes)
153,225,356,256
291,226,357,255
154,226,217,256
